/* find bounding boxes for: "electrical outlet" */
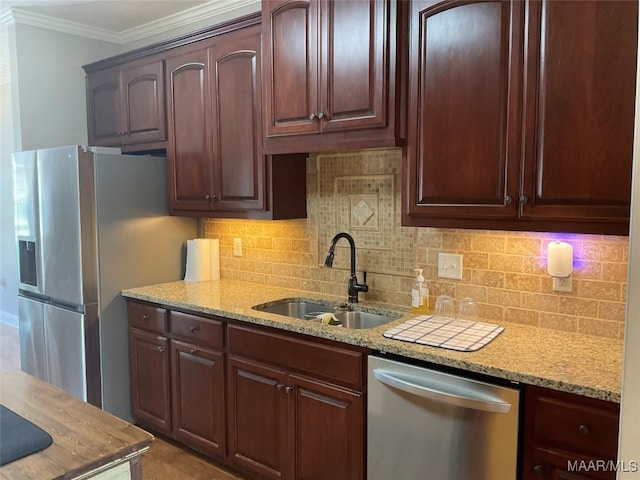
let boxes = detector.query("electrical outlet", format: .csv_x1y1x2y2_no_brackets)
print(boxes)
553,276,572,292
233,237,242,257
438,253,463,280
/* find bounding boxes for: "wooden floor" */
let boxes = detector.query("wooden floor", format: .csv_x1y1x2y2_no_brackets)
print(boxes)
0,322,246,480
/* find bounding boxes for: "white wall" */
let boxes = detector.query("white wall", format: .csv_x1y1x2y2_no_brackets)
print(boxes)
0,20,120,327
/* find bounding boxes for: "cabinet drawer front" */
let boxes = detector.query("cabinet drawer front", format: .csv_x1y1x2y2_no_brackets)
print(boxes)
170,311,224,348
128,302,167,333
533,392,619,458
228,324,364,387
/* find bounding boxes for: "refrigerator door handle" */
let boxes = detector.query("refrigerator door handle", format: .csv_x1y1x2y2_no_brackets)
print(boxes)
372,368,512,414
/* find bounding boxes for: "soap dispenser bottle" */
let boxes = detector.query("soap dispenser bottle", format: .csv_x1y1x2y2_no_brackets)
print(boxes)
411,268,429,314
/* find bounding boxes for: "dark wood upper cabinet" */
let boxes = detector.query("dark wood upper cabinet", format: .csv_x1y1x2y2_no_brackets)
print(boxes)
166,23,307,219
520,0,637,229
403,0,637,235
85,59,166,152
262,0,405,154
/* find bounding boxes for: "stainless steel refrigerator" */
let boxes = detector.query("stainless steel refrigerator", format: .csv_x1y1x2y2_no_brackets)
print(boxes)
13,145,197,421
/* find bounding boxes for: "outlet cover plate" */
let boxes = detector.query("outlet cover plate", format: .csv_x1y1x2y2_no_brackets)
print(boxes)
553,276,572,292
233,237,242,257
438,253,463,280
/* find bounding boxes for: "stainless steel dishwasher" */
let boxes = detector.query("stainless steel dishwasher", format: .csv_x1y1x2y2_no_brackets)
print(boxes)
368,355,520,480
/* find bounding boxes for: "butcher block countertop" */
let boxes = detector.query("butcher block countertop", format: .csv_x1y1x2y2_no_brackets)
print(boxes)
0,371,153,480
122,280,624,403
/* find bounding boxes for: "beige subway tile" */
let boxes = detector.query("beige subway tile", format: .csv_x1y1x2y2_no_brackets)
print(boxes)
472,236,505,253
455,285,486,302
505,273,542,292
577,318,620,339
539,313,578,332
506,237,542,256
579,280,621,301
489,254,526,273
256,237,273,249
621,284,628,303
442,233,473,251
558,297,598,318
582,241,624,262
471,270,505,288
522,256,546,275
602,262,629,282
521,293,559,313
430,281,456,298
487,288,521,307
505,308,539,326
464,252,490,269
572,261,602,280
598,301,626,322
478,304,504,323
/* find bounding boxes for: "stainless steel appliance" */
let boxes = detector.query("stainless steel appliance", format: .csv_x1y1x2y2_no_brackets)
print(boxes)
368,355,521,480
13,145,197,421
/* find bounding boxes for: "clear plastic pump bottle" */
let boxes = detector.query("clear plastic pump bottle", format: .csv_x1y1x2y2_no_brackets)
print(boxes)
411,268,429,314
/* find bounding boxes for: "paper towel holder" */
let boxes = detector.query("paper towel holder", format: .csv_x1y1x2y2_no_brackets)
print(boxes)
547,241,573,292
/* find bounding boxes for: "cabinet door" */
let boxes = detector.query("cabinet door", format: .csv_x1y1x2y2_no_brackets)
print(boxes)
320,0,387,132
86,67,122,146
404,0,523,226
166,46,214,213
263,0,320,136
129,328,171,433
121,60,166,145
520,0,637,233
290,374,364,480
210,26,265,212
171,339,225,459
227,356,289,480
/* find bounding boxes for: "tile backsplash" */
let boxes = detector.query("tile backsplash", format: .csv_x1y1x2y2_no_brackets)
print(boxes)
204,149,629,340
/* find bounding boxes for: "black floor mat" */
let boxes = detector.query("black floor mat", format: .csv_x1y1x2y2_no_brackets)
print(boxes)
0,404,53,466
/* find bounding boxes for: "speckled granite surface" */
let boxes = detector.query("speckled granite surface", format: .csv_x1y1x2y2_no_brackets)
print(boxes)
122,279,624,403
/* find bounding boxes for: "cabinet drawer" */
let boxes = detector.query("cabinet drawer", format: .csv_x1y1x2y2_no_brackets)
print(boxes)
128,301,168,333
170,311,224,349
228,324,364,387
531,387,620,457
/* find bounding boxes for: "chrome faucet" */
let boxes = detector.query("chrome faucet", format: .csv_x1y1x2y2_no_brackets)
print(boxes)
324,232,369,303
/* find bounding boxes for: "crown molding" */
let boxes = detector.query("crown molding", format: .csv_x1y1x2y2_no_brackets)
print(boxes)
0,0,261,44
119,0,261,44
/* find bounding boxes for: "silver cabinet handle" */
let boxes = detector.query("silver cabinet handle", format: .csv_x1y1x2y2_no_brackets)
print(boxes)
504,195,512,204
309,113,316,120
190,325,199,333
189,348,197,355
519,195,528,204
157,346,164,353
317,112,325,119
373,369,512,414
276,383,284,391
285,386,292,394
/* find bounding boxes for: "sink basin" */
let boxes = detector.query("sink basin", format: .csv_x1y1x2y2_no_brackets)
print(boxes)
252,299,402,329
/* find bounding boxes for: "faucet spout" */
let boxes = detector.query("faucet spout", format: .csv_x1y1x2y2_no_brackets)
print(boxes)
325,232,369,303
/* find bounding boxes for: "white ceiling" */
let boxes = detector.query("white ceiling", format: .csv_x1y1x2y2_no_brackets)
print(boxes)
0,0,260,83
0,0,213,32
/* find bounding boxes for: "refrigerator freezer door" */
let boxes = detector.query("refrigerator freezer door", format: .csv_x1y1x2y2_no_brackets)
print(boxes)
18,295,45,379
37,146,98,306
13,150,42,294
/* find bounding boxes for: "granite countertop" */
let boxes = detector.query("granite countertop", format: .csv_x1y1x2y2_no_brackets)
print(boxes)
122,279,624,403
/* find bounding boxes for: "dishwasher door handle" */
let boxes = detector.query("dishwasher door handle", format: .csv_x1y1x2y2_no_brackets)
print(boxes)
373,369,512,414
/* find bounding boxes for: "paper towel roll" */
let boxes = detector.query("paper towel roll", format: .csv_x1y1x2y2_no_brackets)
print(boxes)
184,239,211,282
210,239,220,281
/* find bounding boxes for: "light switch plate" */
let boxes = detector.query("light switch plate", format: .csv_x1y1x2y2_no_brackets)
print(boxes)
438,253,463,280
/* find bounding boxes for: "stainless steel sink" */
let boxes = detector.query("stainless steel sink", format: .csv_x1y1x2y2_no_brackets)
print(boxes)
252,299,402,329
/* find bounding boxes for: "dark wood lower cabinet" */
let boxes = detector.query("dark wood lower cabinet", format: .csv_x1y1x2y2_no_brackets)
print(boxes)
227,356,289,479
129,328,171,434
171,339,226,459
128,300,367,480
522,386,620,480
